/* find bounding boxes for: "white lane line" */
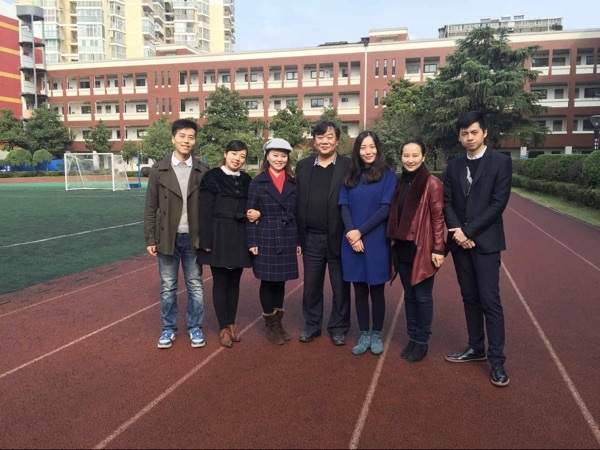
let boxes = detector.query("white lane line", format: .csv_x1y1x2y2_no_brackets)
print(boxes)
0,263,157,319
508,206,600,272
349,292,404,450
0,222,143,249
0,302,157,380
502,261,600,446
94,281,305,450
0,277,213,380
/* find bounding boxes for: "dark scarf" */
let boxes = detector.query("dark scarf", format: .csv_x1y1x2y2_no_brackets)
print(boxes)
200,167,251,198
387,164,430,240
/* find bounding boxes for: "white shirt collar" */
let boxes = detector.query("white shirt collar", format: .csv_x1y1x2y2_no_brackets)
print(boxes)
171,153,192,167
467,146,487,160
220,166,241,176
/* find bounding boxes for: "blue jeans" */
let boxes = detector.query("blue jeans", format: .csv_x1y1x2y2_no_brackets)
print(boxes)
158,233,204,333
398,263,435,344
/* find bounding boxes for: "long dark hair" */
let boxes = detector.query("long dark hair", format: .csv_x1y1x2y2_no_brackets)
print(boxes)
219,140,248,167
256,149,294,179
344,130,389,188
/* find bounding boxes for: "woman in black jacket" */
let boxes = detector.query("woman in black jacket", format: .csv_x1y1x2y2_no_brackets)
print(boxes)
198,140,253,348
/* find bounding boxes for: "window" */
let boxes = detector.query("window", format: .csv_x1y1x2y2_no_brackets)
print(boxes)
424,63,438,73
532,56,549,67
137,129,147,138
251,73,258,82
179,72,186,85
532,89,548,100
341,97,349,103
80,80,90,89
136,77,146,87
81,105,91,114
168,72,171,86
94,78,101,88
106,105,111,113
406,59,420,74
96,105,102,113
286,71,298,80
136,104,147,113
552,120,562,132
554,88,564,99
221,74,231,83
273,72,281,81
115,105,119,113
286,99,297,106
584,87,600,98
375,59,379,77
180,100,186,111
245,100,258,110
115,129,121,139
156,72,159,86
310,70,324,79
552,55,567,66
311,98,324,108
383,59,387,76
582,119,594,131
274,100,281,108
82,130,90,138
392,58,396,76
374,90,379,107
341,67,348,78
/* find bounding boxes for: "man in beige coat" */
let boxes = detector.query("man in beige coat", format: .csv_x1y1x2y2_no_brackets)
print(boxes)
144,118,209,349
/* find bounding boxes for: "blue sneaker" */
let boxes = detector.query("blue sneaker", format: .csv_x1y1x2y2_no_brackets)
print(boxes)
352,331,371,356
157,330,176,349
189,327,205,348
370,331,384,355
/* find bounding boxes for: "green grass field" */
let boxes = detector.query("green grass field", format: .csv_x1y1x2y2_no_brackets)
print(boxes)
0,183,147,295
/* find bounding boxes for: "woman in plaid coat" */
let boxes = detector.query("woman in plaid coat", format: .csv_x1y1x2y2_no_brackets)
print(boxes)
246,138,301,345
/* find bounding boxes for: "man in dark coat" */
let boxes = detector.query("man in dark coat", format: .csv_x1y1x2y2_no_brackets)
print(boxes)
443,111,512,387
296,121,351,345
144,118,209,349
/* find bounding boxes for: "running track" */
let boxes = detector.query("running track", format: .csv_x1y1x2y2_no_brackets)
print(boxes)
0,193,599,449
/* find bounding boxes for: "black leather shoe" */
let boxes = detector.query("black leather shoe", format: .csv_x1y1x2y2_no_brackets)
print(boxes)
444,346,487,363
331,333,346,346
407,343,428,362
299,329,321,343
490,362,510,387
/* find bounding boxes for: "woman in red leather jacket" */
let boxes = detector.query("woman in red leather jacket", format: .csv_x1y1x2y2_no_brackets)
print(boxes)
387,140,446,362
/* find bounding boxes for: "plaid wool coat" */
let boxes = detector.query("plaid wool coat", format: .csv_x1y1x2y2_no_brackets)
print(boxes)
246,171,300,282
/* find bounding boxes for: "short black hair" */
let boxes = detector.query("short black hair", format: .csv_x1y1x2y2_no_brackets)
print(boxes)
312,120,341,139
171,118,198,136
455,111,487,134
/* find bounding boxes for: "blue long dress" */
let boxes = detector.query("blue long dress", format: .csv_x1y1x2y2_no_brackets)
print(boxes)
338,169,397,285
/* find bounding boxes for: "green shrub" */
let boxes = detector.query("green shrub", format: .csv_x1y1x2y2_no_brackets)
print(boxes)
556,155,587,183
582,150,600,188
569,158,585,185
540,159,561,182
512,174,600,209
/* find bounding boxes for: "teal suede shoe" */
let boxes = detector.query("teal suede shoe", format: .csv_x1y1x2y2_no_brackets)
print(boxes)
370,330,384,355
352,331,371,355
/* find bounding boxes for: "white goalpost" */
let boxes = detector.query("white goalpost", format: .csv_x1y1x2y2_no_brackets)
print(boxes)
64,153,131,191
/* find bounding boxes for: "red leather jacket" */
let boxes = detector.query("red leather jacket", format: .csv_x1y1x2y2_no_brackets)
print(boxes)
389,173,445,286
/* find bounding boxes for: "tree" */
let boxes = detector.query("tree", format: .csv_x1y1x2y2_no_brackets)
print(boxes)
198,86,264,167
25,107,73,156
84,119,113,153
121,140,141,163
32,149,53,171
0,109,29,151
7,148,32,168
316,106,352,155
419,27,547,153
373,79,424,166
140,115,173,161
269,104,311,148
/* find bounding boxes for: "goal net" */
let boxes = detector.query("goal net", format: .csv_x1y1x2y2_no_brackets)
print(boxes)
64,153,131,191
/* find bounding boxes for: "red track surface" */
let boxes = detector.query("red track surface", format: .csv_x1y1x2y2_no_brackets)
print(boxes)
1,193,599,449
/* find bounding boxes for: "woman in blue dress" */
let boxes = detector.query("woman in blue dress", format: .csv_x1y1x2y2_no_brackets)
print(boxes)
339,130,397,356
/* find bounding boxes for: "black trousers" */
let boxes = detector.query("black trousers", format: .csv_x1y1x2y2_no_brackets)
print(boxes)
259,280,285,314
353,282,386,332
451,248,506,364
211,266,243,329
301,232,351,335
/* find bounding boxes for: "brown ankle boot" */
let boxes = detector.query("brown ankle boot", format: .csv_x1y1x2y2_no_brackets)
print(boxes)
263,312,284,345
274,308,290,341
228,324,241,342
219,328,233,348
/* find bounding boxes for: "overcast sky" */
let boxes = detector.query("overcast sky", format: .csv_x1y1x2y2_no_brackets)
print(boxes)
234,0,598,52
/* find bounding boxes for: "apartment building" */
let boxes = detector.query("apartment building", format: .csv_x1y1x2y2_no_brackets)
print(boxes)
439,15,563,38
0,2,23,117
13,0,235,63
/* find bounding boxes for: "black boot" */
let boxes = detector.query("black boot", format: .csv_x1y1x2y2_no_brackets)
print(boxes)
407,343,428,362
400,340,415,359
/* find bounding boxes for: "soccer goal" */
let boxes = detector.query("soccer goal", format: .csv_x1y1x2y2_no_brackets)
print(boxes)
64,153,131,191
